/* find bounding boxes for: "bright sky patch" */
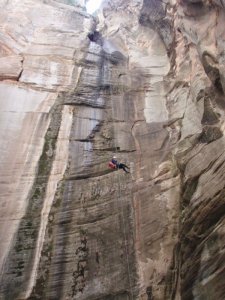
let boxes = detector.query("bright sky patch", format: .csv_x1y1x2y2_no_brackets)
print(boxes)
86,0,102,14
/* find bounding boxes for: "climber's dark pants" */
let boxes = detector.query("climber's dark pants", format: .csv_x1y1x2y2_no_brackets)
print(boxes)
118,163,130,173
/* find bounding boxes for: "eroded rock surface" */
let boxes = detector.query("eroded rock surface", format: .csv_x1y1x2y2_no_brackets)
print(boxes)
0,0,225,299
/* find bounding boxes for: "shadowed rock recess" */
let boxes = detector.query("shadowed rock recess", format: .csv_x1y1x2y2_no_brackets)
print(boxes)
1,0,225,299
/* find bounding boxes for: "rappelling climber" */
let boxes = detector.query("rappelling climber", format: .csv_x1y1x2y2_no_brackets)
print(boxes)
108,156,130,173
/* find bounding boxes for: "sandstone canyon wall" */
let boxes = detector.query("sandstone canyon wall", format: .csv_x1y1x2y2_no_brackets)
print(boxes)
0,0,225,299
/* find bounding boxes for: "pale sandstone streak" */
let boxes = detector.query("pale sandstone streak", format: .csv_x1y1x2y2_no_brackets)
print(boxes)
23,105,73,299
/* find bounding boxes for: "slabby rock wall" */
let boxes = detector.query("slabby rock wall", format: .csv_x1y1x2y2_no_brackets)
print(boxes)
0,0,225,299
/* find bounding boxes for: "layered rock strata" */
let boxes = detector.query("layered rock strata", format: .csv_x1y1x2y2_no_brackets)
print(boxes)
0,0,225,300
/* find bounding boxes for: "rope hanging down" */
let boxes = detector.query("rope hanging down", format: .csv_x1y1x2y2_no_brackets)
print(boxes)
108,59,135,298
115,170,134,300
112,93,134,299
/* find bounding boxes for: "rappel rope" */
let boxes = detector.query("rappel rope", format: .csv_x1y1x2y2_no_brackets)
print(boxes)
111,81,134,299
115,170,134,300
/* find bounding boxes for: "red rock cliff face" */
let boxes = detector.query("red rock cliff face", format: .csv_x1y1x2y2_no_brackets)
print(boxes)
0,0,225,299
